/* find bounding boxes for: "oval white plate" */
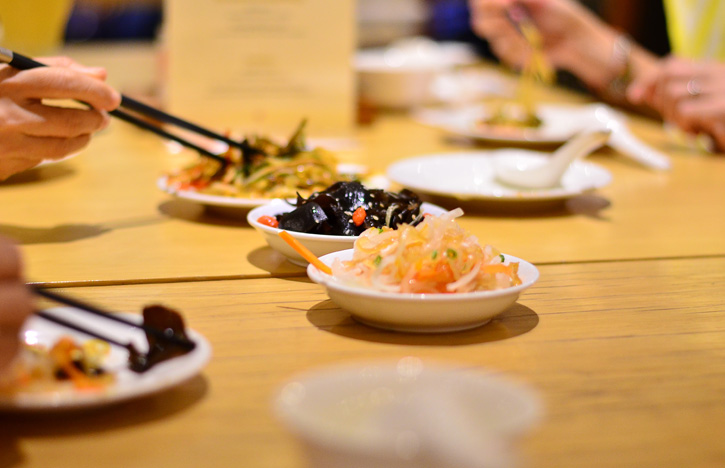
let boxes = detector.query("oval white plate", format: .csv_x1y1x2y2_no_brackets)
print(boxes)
0,307,212,412
387,151,611,202
158,164,385,214
415,103,600,145
157,175,266,210
248,199,447,267
307,249,539,333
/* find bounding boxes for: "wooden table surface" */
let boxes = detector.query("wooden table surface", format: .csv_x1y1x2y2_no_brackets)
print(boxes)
1,44,724,468
1,103,724,285
2,257,724,468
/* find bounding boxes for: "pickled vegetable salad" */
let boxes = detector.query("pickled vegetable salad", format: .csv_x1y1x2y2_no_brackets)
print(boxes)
332,208,522,294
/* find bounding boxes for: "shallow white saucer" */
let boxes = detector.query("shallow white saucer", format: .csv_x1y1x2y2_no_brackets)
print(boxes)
387,150,611,203
0,307,211,412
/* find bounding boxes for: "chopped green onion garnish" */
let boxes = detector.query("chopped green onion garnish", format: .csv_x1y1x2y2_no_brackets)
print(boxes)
431,250,438,259
499,254,505,262
373,255,382,266
446,249,457,259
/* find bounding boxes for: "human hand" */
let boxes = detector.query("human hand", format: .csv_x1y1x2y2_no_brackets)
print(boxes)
628,56,725,152
0,236,33,375
469,0,605,71
0,56,121,180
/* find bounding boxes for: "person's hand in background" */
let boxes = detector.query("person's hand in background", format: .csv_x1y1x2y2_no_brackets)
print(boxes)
628,56,725,151
0,236,33,376
0,56,121,180
468,0,658,96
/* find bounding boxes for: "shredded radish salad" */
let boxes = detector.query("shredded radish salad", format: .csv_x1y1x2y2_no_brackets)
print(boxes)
331,208,522,294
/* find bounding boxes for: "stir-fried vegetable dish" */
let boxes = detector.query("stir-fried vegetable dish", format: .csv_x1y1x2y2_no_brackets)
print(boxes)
166,120,352,198
270,181,424,236
5,337,114,392
332,208,522,294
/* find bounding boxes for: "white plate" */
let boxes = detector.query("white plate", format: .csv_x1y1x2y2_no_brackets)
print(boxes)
248,199,447,267
307,249,539,333
157,175,266,211
0,307,212,412
387,151,611,202
415,103,600,144
158,164,383,214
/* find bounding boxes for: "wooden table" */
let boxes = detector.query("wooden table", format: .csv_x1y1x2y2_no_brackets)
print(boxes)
1,44,724,468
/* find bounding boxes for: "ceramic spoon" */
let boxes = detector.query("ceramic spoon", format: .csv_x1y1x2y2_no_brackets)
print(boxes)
588,104,671,171
495,128,611,189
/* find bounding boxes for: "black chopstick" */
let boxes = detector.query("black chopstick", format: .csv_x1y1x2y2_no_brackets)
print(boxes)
109,107,227,164
0,47,230,166
35,309,130,350
32,286,196,351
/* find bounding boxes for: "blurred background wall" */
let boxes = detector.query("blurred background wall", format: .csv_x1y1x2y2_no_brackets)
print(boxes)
61,0,670,56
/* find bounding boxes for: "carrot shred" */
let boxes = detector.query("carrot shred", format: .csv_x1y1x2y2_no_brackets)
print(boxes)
352,207,366,226
278,231,332,275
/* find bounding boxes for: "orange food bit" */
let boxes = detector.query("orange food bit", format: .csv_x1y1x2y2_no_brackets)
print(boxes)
257,215,279,228
278,231,332,275
352,207,366,226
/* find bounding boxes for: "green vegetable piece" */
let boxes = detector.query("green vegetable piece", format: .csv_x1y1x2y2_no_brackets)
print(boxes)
445,249,457,259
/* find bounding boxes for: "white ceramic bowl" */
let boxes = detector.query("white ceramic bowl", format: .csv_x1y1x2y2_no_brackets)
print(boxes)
247,199,447,267
274,359,541,468
307,249,539,333
356,39,477,109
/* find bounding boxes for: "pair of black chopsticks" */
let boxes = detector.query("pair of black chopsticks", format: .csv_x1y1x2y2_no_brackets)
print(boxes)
0,46,236,166
32,286,196,352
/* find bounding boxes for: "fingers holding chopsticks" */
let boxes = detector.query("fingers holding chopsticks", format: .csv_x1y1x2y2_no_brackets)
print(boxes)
0,56,120,180
0,56,120,110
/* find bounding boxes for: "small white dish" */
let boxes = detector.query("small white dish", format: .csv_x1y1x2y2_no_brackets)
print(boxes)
387,152,612,203
307,249,538,333
158,175,266,211
158,164,377,216
248,199,446,267
387,151,611,203
415,103,593,144
0,307,212,412
416,103,671,170
275,359,541,468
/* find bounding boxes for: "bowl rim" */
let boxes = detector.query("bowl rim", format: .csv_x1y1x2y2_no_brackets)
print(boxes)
307,249,539,301
247,199,448,243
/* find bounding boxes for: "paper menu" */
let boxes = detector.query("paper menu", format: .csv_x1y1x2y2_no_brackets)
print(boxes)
164,0,355,138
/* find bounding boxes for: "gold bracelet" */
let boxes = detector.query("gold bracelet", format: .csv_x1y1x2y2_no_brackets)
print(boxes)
607,34,633,99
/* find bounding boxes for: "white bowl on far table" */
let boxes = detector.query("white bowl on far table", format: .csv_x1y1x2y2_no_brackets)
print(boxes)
275,359,541,468
247,199,446,267
356,38,477,109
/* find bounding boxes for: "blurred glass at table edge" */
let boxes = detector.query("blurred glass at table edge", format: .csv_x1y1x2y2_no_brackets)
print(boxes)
0,0,74,56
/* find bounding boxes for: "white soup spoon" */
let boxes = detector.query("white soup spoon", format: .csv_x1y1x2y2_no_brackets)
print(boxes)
495,128,611,189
